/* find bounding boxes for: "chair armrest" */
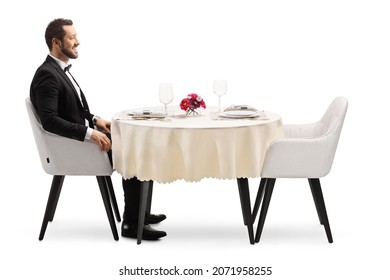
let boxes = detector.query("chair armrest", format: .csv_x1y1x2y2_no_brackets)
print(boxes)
40,131,112,176
284,122,326,138
261,136,336,178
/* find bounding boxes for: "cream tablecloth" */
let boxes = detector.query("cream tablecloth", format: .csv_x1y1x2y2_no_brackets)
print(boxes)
111,107,284,183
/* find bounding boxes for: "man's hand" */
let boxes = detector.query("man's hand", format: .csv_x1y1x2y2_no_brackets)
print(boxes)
95,118,111,134
91,129,111,151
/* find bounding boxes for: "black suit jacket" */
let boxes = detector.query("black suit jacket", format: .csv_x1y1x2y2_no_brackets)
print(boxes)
30,55,94,141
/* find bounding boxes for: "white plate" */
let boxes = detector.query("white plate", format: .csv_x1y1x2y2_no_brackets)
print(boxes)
219,110,259,118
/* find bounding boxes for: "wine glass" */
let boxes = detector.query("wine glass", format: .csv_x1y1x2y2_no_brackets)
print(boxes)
213,80,227,112
159,83,174,115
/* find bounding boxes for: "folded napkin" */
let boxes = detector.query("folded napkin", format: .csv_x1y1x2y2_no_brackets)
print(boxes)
129,110,167,119
224,104,258,112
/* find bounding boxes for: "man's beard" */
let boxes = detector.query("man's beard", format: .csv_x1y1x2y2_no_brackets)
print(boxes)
60,45,78,59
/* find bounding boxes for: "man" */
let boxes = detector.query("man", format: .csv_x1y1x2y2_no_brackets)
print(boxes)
30,18,166,240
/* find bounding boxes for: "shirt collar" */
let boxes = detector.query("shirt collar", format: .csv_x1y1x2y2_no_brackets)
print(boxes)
49,54,70,71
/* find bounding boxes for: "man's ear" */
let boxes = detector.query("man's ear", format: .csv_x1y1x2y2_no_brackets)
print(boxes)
52,38,62,48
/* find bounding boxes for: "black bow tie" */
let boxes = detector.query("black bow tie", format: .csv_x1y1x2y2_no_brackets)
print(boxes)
64,64,72,72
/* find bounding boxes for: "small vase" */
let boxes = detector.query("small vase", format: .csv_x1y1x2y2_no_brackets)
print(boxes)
186,108,199,116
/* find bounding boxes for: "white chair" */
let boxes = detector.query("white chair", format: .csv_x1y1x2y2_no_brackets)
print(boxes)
252,96,348,243
25,97,121,240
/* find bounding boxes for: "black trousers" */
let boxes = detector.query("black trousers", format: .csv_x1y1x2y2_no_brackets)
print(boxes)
122,177,141,224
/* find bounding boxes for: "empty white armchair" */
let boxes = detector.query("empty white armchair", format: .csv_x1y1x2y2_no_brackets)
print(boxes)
252,96,348,243
25,97,121,240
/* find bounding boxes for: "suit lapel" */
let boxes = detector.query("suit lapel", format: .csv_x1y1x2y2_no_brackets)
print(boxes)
46,56,85,110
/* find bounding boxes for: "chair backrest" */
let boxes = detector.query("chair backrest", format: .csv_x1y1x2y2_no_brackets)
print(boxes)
316,96,348,173
261,96,348,178
26,97,113,176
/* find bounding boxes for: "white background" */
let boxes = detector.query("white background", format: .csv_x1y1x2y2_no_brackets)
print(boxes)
1,0,389,279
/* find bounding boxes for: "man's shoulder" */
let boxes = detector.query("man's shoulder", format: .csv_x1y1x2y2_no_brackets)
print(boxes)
34,56,61,78
31,58,63,88
38,56,59,71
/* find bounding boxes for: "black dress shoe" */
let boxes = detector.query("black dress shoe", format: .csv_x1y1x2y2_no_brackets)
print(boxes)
121,223,167,240
145,213,167,224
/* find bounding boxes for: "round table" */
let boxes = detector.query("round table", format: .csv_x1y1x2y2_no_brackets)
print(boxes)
111,106,284,184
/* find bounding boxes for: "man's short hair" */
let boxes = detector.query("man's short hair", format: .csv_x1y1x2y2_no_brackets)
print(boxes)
45,18,73,51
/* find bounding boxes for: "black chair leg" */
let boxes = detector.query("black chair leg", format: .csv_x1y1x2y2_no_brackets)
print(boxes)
39,175,65,240
309,178,333,243
308,178,323,225
255,178,275,243
252,178,266,223
105,176,121,222
97,176,119,241
48,175,65,222
137,180,151,244
237,178,255,244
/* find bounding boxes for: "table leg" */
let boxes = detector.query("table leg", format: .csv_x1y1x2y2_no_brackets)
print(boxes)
146,181,154,214
137,180,151,244
237,178,255,244
237,179,247,225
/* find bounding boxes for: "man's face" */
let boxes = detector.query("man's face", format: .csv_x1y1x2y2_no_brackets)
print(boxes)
59,25,79,59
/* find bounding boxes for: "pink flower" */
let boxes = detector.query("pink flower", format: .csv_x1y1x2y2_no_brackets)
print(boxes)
180,93,206,113
180,98,191,111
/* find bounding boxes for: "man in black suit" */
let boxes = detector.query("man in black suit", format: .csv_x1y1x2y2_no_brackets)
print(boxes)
30,18,166,240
